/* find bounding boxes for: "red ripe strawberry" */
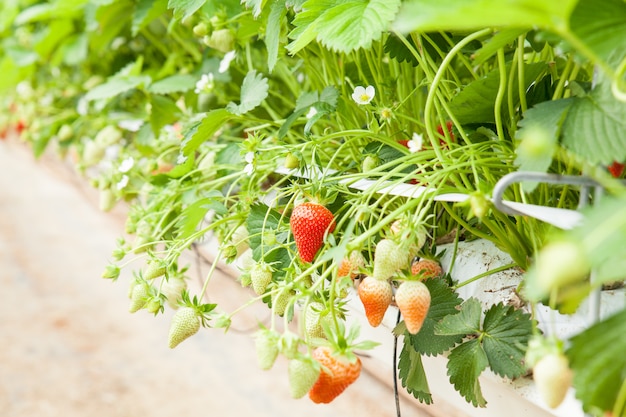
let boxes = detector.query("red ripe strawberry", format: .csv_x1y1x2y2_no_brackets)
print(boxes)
358,276,392,327
373,239,409,280
290,202,336,263
395,280,431,334
410,259,443,279
308,346,362,403
436,120,454,146
533,352,573,409
608,161,625,178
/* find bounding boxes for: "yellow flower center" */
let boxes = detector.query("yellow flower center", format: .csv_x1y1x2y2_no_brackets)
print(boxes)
360,94,370,102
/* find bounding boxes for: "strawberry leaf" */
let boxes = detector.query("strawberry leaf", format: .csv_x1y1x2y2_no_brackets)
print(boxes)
149,94,181,136
167,0,206,20
515,98,572,192
226,70,269,116
398,342,432,404
287,0,401,55
446,338,488,407
403,278,464,356
448,62,547,125
247,203,292,271
482,303,533,379
175,192,227,240
567,308,626,414
277,87,338,138
561,79,626,165
148,74,197,94
392,0,577,33
265,0,287,72
435,297,482,336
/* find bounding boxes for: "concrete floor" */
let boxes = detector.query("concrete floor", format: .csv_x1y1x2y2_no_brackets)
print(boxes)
0,139,438,417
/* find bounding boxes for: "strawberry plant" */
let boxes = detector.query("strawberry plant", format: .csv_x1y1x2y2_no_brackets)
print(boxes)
2,0,626,415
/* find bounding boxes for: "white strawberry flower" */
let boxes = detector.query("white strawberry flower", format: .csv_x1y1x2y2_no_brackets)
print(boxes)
116,175,129,190
351,85,375,105
408,132,423,153
118,157,134,173
219,50,237,73
243,151,255,176
194,73,215,94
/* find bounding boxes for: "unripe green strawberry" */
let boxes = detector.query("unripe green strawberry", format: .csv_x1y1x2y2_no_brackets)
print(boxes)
533,352,573,409
129,282,149,313
535,240,590,294
192,22,208,37
373,239,409,280
304,302,329,340
82,140,105,166
205,29,235,53
145,297,163,314
254,328,279,370
362,155,379,172
250,262,273,295
99,189,116,212
288,357,319,399
57,124,73,141
161,275,187,309
284,152,300,169
95,125,122,146
231,225,249,257
168,307,200,348
143,260,166,280
101,264,120,280
272,286,294,317
469,192,489,219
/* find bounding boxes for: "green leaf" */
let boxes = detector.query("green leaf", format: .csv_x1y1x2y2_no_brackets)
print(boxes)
561,80,626,165
182,109,232,156
392,0,577,34
482,303,533,379
133,0,168,36
247,204,292,270
383,34,418,66
226,70,269,115
242,0,267,18
449,62,547,125
398,342,432,404
266,0,288,72
14,0,88,24
567,308,626,414
514,98,572,191
405,278,464,356
33,19,74,60
59,33,88,65
472,28,528,66
148,74,197,94
168,0,206,20
84,76,150,101
435,297,482,336
446,338,488,407
149,94,181,136
278,87,338,138
175,193,227,239
288,0,401,55
568,0,626,67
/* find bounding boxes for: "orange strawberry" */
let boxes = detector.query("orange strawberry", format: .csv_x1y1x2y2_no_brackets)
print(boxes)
357,276,392,327
308,346,362,403
290,202,336,263
410,259,443,279
395,280,431,334
337,250,366,279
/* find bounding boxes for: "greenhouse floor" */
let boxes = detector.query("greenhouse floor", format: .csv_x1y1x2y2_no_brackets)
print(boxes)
0,139,449,417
